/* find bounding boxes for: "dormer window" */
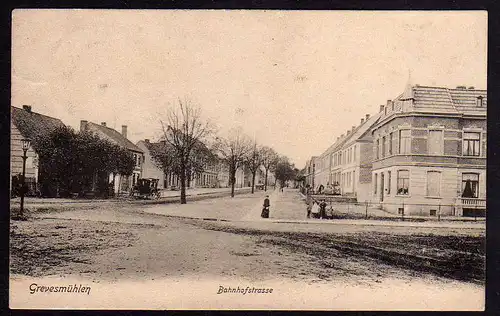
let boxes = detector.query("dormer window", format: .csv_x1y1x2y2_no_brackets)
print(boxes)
476,96,484,107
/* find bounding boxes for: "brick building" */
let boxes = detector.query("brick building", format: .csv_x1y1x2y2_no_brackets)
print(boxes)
370,84,486,217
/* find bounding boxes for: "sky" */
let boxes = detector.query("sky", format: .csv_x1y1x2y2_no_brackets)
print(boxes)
12,10,487,168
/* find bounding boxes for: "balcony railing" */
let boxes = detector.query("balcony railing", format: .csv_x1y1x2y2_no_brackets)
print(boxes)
460,197,486,208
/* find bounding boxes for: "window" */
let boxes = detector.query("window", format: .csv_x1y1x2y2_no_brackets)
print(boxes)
138,155,142,167
376,139,380,159
387,171,391,194
463,132,480,156
388,132,393,155
353,145,356,161
339,152,342,165
374,173,378,194
426,171,441,196
462,173,479,198
476,96,483,107
382,136,386,158
397,170,409,195
399,130,411,154
428,130,444,155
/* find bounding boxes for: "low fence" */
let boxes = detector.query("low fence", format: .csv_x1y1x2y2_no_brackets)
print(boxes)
303,198,486,221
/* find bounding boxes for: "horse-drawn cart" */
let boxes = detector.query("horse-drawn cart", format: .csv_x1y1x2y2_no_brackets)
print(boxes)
130,178,161,199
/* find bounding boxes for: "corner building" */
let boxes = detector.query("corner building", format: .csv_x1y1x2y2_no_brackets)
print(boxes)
370,84,486,217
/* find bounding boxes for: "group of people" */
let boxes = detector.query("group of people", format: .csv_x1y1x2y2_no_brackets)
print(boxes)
306,195,335,219
315,182,341,195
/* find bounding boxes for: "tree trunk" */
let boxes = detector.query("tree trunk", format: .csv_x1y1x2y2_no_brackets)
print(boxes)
180,164,187,204
264,168,268,192
229,163,236,198
251,171,256,194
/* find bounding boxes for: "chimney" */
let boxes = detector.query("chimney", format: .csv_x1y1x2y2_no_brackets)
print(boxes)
101,122,106,127
387,100,393,108
22,105,32,113
352,125,356,131
346,130,351,135
145,139,150,143
336,136,339,141
121,125,128,138
365,114,370,120
360,118,365,124
379,104,384,113
468,86,475,89
456,85,466,90
341,134,344,138
80,120,88,132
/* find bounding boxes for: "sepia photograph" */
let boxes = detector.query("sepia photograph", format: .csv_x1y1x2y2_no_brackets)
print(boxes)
9,9,486,310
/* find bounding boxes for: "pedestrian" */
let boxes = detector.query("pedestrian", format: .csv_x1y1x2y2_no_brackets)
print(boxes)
319,199,327,219
306,194,312,218
311,200,320,218
261,195,270,218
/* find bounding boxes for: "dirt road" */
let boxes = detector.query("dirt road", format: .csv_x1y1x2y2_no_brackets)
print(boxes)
9,190,485,310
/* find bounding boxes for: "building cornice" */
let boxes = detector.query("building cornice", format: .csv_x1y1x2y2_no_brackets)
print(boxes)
372,111,486,133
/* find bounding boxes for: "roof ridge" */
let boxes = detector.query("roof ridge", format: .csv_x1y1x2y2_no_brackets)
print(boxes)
12,106,64,123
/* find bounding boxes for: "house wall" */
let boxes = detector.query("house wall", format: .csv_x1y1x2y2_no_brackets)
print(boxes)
11,123,38,191
136,141,165,189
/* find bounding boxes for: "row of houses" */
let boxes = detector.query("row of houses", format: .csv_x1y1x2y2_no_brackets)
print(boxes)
303,83,487,217
10,105,270,197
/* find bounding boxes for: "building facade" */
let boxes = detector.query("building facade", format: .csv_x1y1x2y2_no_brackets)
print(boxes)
304,156,317,189
136,139,167,189
370,85,486,217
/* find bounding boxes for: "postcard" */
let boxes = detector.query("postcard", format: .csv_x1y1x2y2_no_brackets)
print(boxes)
10,9,486,310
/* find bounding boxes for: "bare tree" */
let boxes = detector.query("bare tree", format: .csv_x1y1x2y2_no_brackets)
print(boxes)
214,128,253,197
160,98,213,204
260,146,279,191
244,142,263,194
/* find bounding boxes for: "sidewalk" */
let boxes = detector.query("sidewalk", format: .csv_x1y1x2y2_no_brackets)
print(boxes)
12,187,253,207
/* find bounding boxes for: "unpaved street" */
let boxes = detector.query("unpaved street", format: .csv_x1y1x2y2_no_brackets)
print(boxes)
10,190,485,309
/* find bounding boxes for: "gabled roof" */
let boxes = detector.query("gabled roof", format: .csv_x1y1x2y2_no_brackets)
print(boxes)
11,106,66,150
85,121,143,153
409,85,486,114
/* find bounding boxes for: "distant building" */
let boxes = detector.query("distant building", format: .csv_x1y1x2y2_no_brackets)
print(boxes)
136,139,168,189
11,105,66,196
138,138,233,190
370,84,486,217
80,120,143,194
303,157,317,189
313,112,381,201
